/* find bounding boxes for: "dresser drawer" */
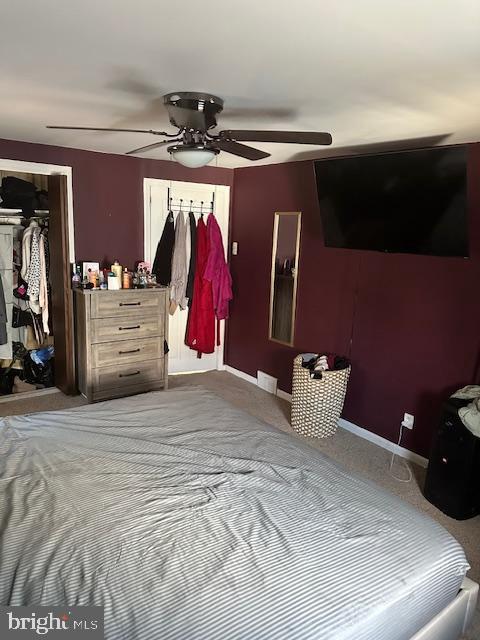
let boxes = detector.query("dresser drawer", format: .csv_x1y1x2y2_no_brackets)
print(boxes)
92,359,164,393
91,316,163,343
90,290,165,319
91,337,163,368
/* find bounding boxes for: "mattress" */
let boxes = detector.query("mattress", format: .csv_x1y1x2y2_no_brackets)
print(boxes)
0,387,469,640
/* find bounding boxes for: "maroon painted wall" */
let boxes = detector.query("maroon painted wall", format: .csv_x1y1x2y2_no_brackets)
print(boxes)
0,138,233,269
226,144,480,457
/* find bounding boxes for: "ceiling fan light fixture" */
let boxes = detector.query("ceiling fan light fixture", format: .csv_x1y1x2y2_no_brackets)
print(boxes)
168,144,219,169
47,92,332,164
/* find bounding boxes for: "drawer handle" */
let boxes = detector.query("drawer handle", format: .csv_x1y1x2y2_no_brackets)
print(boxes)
118,325,140,331
119,302,141,306
119,370,141,378
119,348,141,355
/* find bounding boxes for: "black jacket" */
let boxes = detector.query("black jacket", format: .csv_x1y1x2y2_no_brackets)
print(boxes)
152,212,175,286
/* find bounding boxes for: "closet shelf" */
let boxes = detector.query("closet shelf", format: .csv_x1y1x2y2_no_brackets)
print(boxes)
0,207,23,214
0,209,49,215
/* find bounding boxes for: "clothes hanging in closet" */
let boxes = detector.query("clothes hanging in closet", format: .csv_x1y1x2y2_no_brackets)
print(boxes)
15,220,50,339
0,274,7,346
169,211,188,314
20,223,34,281
27,226,41,314
204,213,232,321
185,216,215,356
185,210,197,306
39,231,49,333
152,211,175,286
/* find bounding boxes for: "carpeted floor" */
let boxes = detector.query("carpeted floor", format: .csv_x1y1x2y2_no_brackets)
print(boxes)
1,370,479,638
0,389,88,417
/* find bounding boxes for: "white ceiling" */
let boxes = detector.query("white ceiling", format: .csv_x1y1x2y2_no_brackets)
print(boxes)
0,0,478,169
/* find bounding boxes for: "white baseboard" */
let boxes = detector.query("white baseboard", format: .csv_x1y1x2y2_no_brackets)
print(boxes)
224,365,258,386
224,364,428,468
338,418,428,468
276,389,292,402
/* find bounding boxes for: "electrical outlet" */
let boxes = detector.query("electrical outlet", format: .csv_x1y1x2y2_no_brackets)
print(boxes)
402,413,414,430
232,241,238,256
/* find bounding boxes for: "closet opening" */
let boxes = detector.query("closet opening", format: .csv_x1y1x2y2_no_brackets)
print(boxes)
0,166,75,401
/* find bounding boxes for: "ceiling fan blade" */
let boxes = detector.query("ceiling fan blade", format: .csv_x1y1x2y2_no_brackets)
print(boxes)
220,130,333,146
126,139,181,155
215,140,270,161
46,125,170,135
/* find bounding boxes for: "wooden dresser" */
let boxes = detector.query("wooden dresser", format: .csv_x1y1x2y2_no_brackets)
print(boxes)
74,288,169,402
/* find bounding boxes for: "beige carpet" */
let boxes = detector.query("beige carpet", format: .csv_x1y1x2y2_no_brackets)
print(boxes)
0,389,87,417
1,371,478,638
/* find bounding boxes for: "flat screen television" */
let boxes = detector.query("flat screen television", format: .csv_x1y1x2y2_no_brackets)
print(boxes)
314,146,468,257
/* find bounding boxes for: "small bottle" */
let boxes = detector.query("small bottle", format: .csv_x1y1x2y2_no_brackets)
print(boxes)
111,260,122,280
132,270,139,288
99,270,107,290
87,268,97,288
72,265,81,289
122,267,132,289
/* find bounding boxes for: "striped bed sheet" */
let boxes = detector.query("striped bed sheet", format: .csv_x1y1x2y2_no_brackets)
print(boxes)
0,387,469,639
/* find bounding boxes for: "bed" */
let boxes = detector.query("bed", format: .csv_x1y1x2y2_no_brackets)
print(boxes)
0,387,477,639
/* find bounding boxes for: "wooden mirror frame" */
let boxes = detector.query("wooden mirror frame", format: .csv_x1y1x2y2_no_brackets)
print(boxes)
268,211,302,347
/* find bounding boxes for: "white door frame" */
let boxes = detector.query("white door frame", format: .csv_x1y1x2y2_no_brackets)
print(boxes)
0,158,75,262
143,178,230,372
0,157,75,402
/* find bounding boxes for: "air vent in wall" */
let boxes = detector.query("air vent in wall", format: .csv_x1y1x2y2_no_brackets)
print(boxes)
257,371,278,395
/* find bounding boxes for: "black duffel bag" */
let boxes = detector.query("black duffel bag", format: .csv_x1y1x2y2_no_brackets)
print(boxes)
0,176,37,217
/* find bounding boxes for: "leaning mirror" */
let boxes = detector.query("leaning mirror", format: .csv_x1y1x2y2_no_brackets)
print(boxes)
269,212,301,346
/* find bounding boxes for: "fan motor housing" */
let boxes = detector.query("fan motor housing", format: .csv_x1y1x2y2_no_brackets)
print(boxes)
163,92,224,132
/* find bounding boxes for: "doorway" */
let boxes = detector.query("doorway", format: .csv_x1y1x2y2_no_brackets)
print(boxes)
0,160,75,400
144,179,230,374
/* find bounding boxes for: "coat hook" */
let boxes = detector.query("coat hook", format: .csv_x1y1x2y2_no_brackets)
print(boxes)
200,201,204,216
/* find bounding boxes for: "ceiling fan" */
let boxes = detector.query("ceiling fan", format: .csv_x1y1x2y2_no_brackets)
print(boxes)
47,92,332,168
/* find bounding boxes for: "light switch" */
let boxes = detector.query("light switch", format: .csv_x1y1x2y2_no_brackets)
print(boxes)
232,241,238,256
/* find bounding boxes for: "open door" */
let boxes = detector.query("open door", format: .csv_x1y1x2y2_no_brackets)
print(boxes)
48,174,76,394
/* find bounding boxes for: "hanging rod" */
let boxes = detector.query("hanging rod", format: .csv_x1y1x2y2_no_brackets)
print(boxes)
166,187,216,213
170,207,213,214
169,200,215,210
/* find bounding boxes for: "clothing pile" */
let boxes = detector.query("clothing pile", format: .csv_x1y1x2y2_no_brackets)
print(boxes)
0,343,54,395
451,386,480,438
153,210,232,357
301,352,350,379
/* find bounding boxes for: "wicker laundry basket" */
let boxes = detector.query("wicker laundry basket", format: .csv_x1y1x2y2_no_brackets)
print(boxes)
291,354,351,438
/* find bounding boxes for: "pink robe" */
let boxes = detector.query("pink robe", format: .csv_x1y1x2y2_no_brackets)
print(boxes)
204,214,233,321
185,217,215,356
